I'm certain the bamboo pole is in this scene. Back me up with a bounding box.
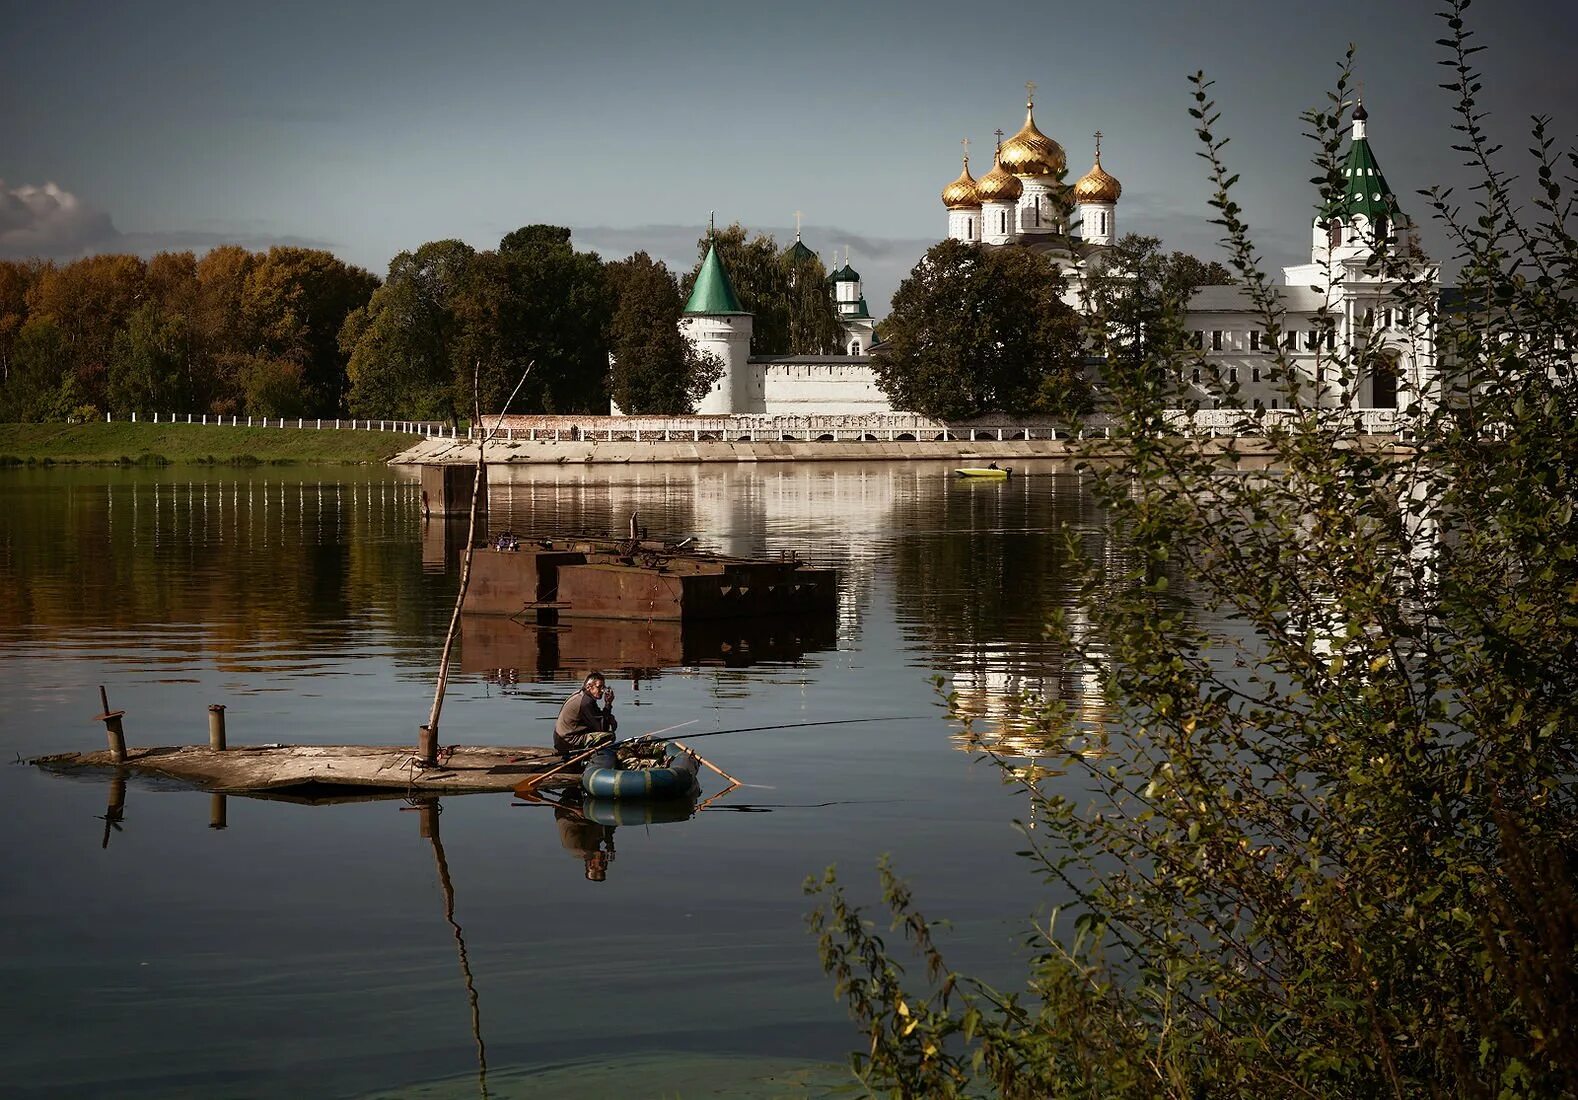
[421,362,532,767]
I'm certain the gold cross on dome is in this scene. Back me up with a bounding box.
[994,127,1004,151]
[960,136,970,163]
[794,210,803,238]
[1094,130,1103,158]
[1025,79,1037,105]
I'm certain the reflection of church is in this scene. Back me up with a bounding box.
[677,85,1440,418]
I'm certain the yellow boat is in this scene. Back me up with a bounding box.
[955,466,1012,479]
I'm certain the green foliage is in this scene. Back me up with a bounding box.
[810,8,1578,1096]
[0,318,75,422]
[240,356,308,418]
[873,239,1087,419]
[0,421,419,466]
[681,224,842,355]
[343,240,475,421]
[605,251,722,414]
[450,227,612,416]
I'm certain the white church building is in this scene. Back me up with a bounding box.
[680,91,1439,418]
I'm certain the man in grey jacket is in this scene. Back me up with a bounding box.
[553,671,618,757]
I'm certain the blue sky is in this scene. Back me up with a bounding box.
[1,0,1572,311]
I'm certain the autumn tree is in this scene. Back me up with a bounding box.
[240,247,378,414]
[604,251,721,414]
[873,239,1087,419]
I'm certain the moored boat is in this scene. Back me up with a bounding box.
[581,741,701,799]
[955,466,1011,479]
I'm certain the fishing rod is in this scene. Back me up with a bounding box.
[624,715,932,745]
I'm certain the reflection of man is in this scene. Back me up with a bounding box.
[555,801,615,882]
[553,671,618,757]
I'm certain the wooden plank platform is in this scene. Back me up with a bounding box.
[31,744,564,797]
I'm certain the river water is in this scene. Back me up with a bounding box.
[0,461,1112,1098]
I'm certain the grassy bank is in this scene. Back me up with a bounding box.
[0,422,423,466]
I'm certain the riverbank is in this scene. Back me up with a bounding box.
[0,422,421,465]
[390,434,1332,466]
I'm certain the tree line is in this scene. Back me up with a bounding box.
[0,223,844,424]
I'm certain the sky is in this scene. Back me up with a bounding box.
[2,0,1573,313]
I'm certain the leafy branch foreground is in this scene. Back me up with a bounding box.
[809,6,1578,1097]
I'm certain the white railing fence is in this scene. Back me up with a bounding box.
[104,412,457,438]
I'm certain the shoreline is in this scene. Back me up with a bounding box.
[0,422,420,466]
[391,434,1411,466]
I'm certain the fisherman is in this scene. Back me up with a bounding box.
[553,671,618,758]
[988,461,1000,470]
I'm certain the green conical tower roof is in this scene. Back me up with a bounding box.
[786,238,817,263]
[1332,104,1399,224]
[684,242,747,315]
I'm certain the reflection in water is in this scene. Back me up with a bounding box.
[416,800,489,1099]
[460,614,838,686]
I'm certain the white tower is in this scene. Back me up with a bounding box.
[1072,132,1121,246]
[828,249,876,355]
[682,237,757,414]
[942,138,982,242]
[998,84,1066,239]
[977,131,1022,245]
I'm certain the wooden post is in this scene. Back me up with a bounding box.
[95,685,127,762]
[419,724,438,769]
[208,704,227,751]
[209,793,228,830]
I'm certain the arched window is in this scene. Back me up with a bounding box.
[1328,221,1343,249]
[1374,214,1389,242]
[966,218,973,240]
[1099,211,1107,235]
[1000,211,1007,234]
[850,341,862,356]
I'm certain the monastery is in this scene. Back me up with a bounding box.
[675,87,1438,418]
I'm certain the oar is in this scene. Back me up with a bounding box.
[513,719,697,796]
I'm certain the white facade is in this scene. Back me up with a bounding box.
[1077,201,1116,247]
[947,207,980,242]
[981,200,1017,245]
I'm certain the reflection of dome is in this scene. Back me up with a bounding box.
[999,99,1066,179]
[1073,150,1121,205]
[975,149,1023,203]
[941,157,981,209]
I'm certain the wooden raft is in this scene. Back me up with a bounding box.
[32,743,564,797]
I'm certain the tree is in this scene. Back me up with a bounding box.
[605,251,721,414]
[342,239,475,421]
[452,227,611,415]
[108,303,193,414]
[0,318,74,422]
[810,10,1578,1097]
[872,239,1086,419]
[681,224,841,356]
[241,247,378,414]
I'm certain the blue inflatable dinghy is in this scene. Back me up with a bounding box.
[581,742,701,800]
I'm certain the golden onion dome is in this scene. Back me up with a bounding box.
[941,155,981,209]
[975,148,1023,203]
[999,97,1066,179]
[1072,141,1122,204]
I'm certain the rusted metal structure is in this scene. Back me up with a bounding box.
[465,537,838,623]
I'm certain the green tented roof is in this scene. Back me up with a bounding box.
[684,243,747,315]
[786,240,817,263]
[1330,131,1399,225]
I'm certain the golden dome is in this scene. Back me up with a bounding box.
[999,98,1066,179]
[941,155,981,209]
[975,147,1023,203]
[1073,143,1122,205]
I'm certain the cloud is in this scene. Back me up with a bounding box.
[0,181,116,257]
[0,180,336,261]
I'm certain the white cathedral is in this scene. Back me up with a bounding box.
[677,88,1438,418]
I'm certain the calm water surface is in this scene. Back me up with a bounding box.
[0,462,1112,1098]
